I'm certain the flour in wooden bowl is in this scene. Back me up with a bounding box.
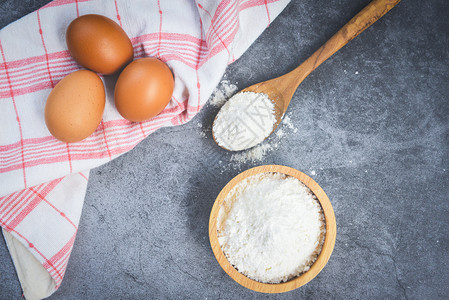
[217,172,325,284]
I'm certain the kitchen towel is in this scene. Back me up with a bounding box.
[0,0,290,298]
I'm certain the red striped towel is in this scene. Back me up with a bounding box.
[0,0,290,295]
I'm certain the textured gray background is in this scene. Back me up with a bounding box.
[1,0,448,299]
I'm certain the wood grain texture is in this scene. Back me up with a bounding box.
[239,0,401,139]
[209,165,337,293]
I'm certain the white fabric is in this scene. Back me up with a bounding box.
[0,0,291,297]
[4,230,56,300]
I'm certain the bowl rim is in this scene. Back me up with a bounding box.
[208,164,337,293]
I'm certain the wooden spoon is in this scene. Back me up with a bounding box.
[212,0,401,151]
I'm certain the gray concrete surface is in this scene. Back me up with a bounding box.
[1,0,448,299]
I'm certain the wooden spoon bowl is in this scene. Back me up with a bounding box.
[209,165,337,293]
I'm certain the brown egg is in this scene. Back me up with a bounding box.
[45,70,105,143]
[66,14,133,75]
[114,58,174,122]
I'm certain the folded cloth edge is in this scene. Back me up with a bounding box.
[3,229,57,300]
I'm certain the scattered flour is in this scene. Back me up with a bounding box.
[230,143,274,164]
[209,80,238,107]
[283,114,295,130]
[198,130,207,138]
[275,128,285,138]
[213,92,276,151]
[217,172,325,283]
[229,112,297,164]
[197,122,208,138]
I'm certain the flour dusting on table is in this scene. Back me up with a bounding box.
[209,80,238,107]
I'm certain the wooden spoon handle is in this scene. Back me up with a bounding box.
[286,0,401,89]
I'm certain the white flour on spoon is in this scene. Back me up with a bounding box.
[213,92,276,151]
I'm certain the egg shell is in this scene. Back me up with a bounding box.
[66,14,134,75]
[45,70,105,143]
[114,57,174,122]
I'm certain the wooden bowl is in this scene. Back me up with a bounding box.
[209,165,336,293]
